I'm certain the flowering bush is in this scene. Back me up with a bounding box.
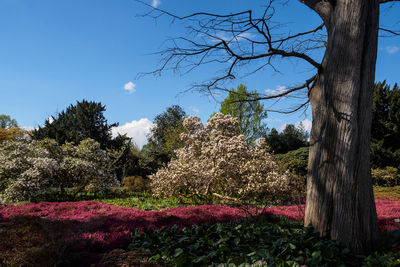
[0,139,119,203]
[150,113,302,203]
[59,138,119,193]
[0,141,59,202]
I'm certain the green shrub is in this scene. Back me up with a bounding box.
[372,167,400,187]
[122,176,148,192]
[275,147,309,178]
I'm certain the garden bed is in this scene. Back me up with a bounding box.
[1,198,400,266]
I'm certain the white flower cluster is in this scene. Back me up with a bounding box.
[0,141,58,202]
[150,113,301,202]
[0,138,119,203]
[58,139,119,193]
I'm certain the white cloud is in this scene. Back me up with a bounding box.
[151,0,161,8]
[48,117,54,124]
[279,123,287,132]
[124,81,136,94]
[296,119,312,132]
[386,45,399,54]
[189,106,200,114]
[265,85,287,96]
[21,126,35,131]
[278,119,312,133]
[112,118,153,149]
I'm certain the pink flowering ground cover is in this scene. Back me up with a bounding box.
[267,198,400,231]
[0,201,251,266]
[0,199,399,266]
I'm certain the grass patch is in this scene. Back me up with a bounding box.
[374,186,400,200]
[95,194,185,210]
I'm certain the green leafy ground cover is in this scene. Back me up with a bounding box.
[130,216,400,267]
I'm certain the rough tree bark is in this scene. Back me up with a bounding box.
[303,0,380,254]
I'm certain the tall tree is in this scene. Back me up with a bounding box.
[0,115,18,129]
[148,105,186,150]
[141,105,187,174]
[371,81,400,169]
[32,100,118,149]
[266,124,308,154]
[140,0,400,253]
[0,115,25,144]
[219,84,268,144]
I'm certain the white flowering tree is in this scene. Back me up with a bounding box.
[61,138,119,195]
[0,141,59,202]
[38,138,119,196]
[0,138,119,203]
[150,113,301,203]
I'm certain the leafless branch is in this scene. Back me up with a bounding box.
[379,27,400,36]
[265,100,310,114]
[138,0,323,94]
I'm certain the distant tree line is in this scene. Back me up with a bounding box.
[2,80,398,184]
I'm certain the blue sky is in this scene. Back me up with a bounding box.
[1,0,399,148]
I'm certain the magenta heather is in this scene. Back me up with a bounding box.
[0,199,399,254]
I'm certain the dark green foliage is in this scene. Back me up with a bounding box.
[266,124,308,154]
[371,81,400,169]
[141,105,187,174]
[219,84,268,144]
[130,215,399,267]
[110,143,145,180]
[32,100,118,149]
[148,105,186,151]
[275,147,309,178]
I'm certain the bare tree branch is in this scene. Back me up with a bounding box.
[379,27,400,36]
[265,100,310,114]
[138,1,323,89]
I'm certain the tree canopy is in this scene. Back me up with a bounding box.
[371,81,400,169]
[0,115,25,144]
[32,100,118,149]
[0,115,18,129]
[266,124,308,154]
[218,84,268,144]
[141,105,187,175]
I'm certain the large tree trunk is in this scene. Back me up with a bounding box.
[305,0,380,254]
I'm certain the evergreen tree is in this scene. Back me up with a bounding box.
[141,105,187,174]
[371,81,400,169]
[266,124,308,154]
[32,100,118,149]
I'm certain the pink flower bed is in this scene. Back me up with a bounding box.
[0,199,399,261]
[266,199,400,231]
[0,201,249,253]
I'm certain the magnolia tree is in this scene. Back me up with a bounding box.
[150,113,302,203]
[0,138,119,203]
[0,141,58,202]
[38,138,119,195]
